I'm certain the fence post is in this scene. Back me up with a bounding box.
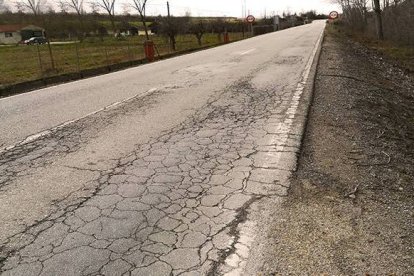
[154,43,161,59]
[104,46,110,66]
[75,43,81,73]
[46,40,56,72]
[127,43,133,61]
[36,44,43,75]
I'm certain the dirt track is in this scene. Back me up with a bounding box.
[259,26,414,274]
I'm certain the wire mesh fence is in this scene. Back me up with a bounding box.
[0,32,247,88]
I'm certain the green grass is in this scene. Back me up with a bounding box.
[326,23,414,72]
[368,43,413,72]
[0,33,246,87]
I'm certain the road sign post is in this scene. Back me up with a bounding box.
[328,11,339,23]
[246,15,255,36]
[273,15,280,31]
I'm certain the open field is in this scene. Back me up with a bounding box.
[0,33,246,87]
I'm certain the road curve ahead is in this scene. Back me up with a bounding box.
[0,21,324,275]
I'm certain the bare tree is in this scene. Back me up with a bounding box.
[0,0,8,12]
[189,20,206,46]
[334,0,370,30]
[372,0,384,39]
[211,18,227,42]
[89,1,100,14]
[96,0,116,32]
[60,0,85,39]
[131,0,150,40]
[15,0,56,70]
[157,15,189,51]
[58,0,68,13]
[354,0,369,25]
[18,0,42,15]
[334,0,412,45]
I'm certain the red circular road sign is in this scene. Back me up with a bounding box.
[329,11,339,19]
[246,15,255,23]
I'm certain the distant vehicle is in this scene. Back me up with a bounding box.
[24,37,48,45]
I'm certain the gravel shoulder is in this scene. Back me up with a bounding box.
[259,26,414,274]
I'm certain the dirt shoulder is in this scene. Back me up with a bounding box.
[259,26,414,274]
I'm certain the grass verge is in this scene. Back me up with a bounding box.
[0,33,246,88]
[326,23,413,73]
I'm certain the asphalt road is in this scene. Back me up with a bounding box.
[0,21,324,275]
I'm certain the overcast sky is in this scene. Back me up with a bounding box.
[2,0,341,17]
[133,0,341,17]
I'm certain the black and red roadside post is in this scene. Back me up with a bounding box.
[224,32,230,43]
[144,40,155,62]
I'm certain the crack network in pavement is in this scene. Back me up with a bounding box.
[0,63,309,275]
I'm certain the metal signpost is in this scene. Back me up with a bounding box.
[273,15,280,31]
[246,15,255,36]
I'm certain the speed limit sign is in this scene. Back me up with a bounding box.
[329,11,339,19]
[246,15,255,23]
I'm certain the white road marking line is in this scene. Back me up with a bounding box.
[223,27,325,275]
[268,27,324,169]
[0,87,159,154]
[239,49,256,55]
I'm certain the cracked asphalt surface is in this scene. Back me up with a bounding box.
[0,21,324,275]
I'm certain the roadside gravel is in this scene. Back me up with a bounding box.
[259,27,414,274]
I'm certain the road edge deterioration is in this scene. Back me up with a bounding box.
[240,26,325,274]
[0,26,325,161]
[259,26,414,274]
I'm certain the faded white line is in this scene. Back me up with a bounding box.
[259,26,324,171]
[239,49,256,56]
[0,87,159,154]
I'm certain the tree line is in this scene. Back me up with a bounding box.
[0,11,252,49]
[334,0,413,46]
[0,0,329,49]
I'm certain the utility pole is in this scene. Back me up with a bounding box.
[167,1,171,51]
[373,0,384,40]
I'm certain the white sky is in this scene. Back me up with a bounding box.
[2,0,341,17]
[136,0,341,17]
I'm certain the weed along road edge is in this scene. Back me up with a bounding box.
[0,21,325,275]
